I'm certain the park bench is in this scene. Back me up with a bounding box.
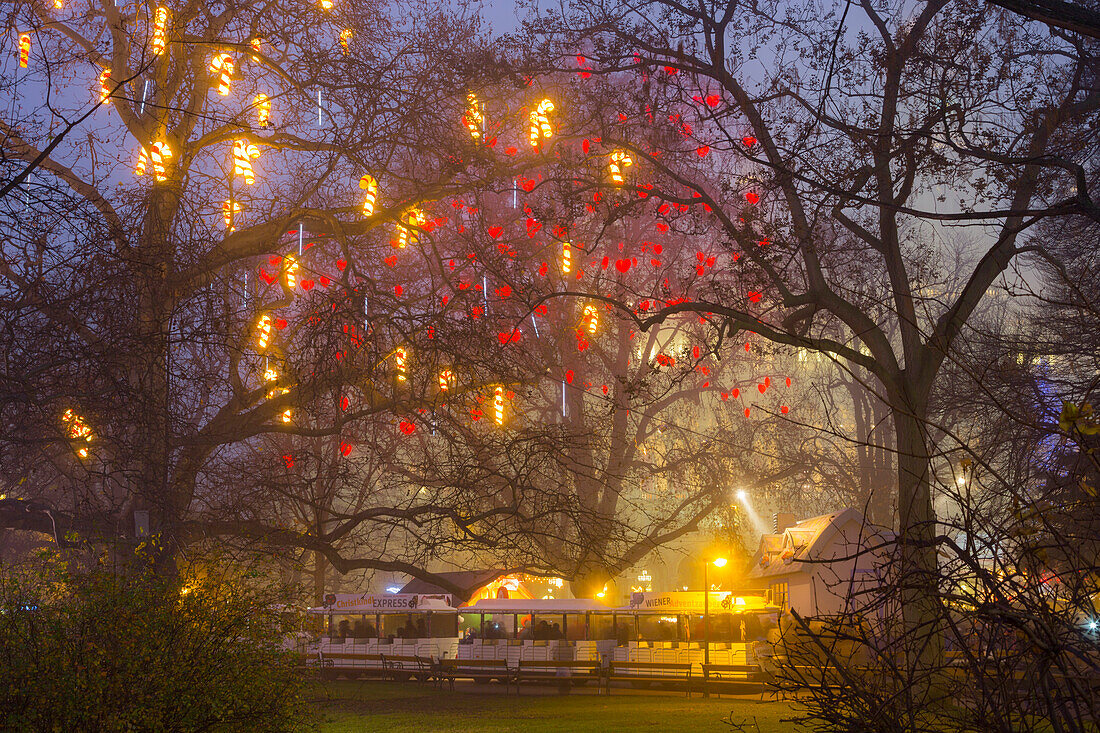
[604,661,692,696]
[515,660,602,692]
[700,663,763,697]
[379,653,433,683]
[316,651,387,679]
[438,658,515,692]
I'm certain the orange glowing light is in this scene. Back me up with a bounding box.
[151,7,168,56]
[439,369,453,392]
[528,98,554,147]
[18,33,30,68]
[99,69,111,104]
[397,209,425,249]
[283,255,299,289]
[493,385,505,426]
[233,140,260,184]
[222,199,240,230]
[209,53,234,96]
[359,174,377,216]
[320,0,333,9]
[395,347,407,382]
[256,314,273,349]
[609,150,632,185]
[150,141,172,182]
[582,303,598,333]
[254,93,270,126]
[464,93,483,140]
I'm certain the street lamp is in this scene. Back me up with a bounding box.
[703,557,727,666]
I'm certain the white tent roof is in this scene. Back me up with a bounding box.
[463,598,611,614]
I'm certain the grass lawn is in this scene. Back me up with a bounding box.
[309,680,802,732]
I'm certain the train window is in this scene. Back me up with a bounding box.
[429,612,458,638]
[589,613,615,640]
[638,615,679,641]
[564,613,587,640]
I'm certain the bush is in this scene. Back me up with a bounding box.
[0,559,311,732]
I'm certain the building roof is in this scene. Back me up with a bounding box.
[399,569,510,602]
[748,507,892,579]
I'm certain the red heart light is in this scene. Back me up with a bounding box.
[742,136,757,147]
[340,442,352,456]
[615,259,631,273]
[259,268,276,284]
[399,421,415,435]
[394,284,403,296]
[301,279,314,290]
[786,377,792,387]
[696,145,709,157]
[282,454,294,469]
[488,226,503,238]
[336,259,347,271]
[274,318,287,330]
[758,383,766,394]
[706,94,721,107]
[745,192,760,204]
[781,406,789,414]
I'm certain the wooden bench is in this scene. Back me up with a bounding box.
[604,661,692,696]
[515,660,602,692]
[439,658,515,692]
[701,664,762,697]
[316,652,387,679]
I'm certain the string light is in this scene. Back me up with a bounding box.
[562,241,572,274]
[359,175,377,216]
[151,7,168,56]
[464,93,483,140]
[222,199,240,230]
[493,386,504,426]
[283,255,299,289]
[254,93,270,126]
[209,53,234,96]
[529,98,554,147]
[256,314,273,349]
[609,150,633,185]
[397,209,424,248]
[395,347,407,381]
[583,303,599,333]
[233,140,260,184]
[18,33,30,68]
[99,69,111,104]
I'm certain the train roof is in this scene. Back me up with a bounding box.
[462,598,611,613]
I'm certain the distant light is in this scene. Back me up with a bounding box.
[1088,620,1098,631]
[712,557,728,568]
[386,586,400,594]
[957,476,967,486]
[736,489,747,501]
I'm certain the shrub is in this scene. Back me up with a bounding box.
[0,560,310,732]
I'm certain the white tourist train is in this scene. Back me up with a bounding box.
[308,590,781,686]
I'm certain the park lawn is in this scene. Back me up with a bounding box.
[309,680,801,733]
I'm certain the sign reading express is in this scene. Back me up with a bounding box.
[324,593,452,611]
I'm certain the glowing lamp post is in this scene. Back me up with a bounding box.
[703,556,727,666]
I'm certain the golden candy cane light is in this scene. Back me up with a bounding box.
[249,38,262,62]
[222,200,240,230]
[396,209,424,249]
[395,347,407,381]
[233,140,260,184]
[561,241,572,274]
[609,150,633,185]
[150,141,171,181]
[583,303,599,333]
[464,93,483,140]
[528,98,554,147]
[359,174,377,216]
[99,69,111,104]
[340,29,352,52]
[320,0,333,9]
[135,146,148,176]
[18,34,30,68]
[209,53,234,96]
[256,314,273,349]
[283,255,299,289]
[151,7,168,56]
[254,93,270,126]
[493,386,504,426]
[439,369,453,392]
[263,368,291,423]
